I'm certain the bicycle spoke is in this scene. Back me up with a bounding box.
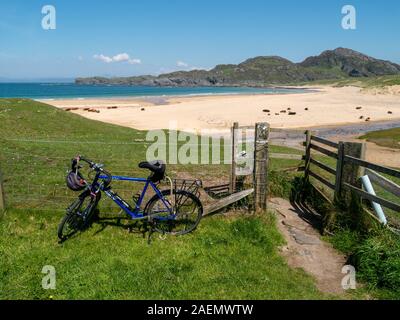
[146,190,202,235]
[58,193,100,241]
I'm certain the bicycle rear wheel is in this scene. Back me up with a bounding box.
[145,189,203,235]
[58,191,100,241]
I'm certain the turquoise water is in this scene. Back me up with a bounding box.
[0,83,306,99]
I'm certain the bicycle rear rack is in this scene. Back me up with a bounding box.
[173,179,202,198]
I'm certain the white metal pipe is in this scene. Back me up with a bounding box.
[361,175,387,225]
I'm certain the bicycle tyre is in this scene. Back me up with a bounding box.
[144,189,203,235]
[58,191,100,241]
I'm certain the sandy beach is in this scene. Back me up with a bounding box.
[43,86,400,133]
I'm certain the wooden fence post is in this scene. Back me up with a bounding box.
[334,141,345,201]
[0,169,5,211]
[229,122,239,194]
[304,130,312,181]
[253,122,270,212]
[339,142,366,207]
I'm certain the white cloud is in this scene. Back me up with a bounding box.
[78,56,84,61]
[112,53,130,62]
[128,58,141,65]
[93,54,113,63]
[177,60,189,68]
[93,53,141,65]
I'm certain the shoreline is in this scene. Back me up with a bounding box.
[35,88,315,103]
[37,86,323,109]
[36,87,319,109]
[0,82,311,101]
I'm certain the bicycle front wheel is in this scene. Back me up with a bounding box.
[58,191,100,241]
[145,189,203,236]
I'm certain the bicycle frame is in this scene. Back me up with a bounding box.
[93,174,174,220]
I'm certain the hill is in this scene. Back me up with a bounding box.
[301,48,400,77]
[76,48,400,87]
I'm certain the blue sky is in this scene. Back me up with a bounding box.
[0,0,399,80]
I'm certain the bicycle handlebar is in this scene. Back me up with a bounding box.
[74,155,112,187]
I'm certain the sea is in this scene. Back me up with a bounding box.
[0,82,307,99]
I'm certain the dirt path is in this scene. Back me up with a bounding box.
[269,198,347,295]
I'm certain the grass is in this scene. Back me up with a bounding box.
[327,229,400,300]
[0,209,327,300]
[360,128,400,149]
[348,74,400,88]
[296,74,400,88]
[0,98,326,300]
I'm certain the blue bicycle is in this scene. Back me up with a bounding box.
[58,156,203,241]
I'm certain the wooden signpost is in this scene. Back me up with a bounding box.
[229,122,239,194]
[253,122,270,212]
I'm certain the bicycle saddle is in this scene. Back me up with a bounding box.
[138,160,166,182]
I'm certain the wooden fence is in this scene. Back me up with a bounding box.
[304,130,400,221]
[0,122,305,215]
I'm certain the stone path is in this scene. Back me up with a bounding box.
[269,197,347,295]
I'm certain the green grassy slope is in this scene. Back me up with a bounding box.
[0,210,327,300]
[299,74,400,88]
